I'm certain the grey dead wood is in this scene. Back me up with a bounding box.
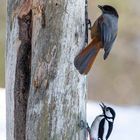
[6,0,87,140]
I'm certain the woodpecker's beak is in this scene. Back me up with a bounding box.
[98,5,104,11]
[99,102,106,111]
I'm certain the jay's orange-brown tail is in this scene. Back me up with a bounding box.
[74,38,101,75]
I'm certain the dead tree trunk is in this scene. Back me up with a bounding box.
[6,0,87,140]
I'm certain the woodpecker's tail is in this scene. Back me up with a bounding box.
[74,38,100,75]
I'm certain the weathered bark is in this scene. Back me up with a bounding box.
[6,0,87,140]
[6,1,32,140]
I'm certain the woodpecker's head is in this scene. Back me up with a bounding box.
[98,5,119,18]
[100,102,116,120]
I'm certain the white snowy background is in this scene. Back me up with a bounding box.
[1,88,140,140]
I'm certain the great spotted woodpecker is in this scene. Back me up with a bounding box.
[80,103,116,140]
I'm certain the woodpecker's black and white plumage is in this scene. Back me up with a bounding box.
[87,103,116,140]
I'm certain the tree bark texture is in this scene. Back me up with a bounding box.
[6,0,87,140]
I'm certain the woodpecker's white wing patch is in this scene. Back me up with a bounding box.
[102,120,109,139]
[90,115,104,139]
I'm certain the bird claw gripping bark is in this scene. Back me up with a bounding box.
[85,122,91,134]
[87,19,92,30]
[78,120,86,129]
[79,120,91,140]
[79,120,91,133]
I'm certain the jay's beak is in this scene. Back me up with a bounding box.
[98,5,104,12]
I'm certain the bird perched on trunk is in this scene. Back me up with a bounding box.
[79,103,116,140]
[74,5,119,75]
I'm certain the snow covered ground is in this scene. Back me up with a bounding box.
[87,101,140,140]
[0,88,6,140]
[1,88,140,140]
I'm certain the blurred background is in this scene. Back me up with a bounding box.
[0,0,5,87]
[1,0,140,105]
[88,0,140,105]
[0,0,140,140]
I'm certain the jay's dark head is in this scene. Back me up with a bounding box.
[98,5,119,18]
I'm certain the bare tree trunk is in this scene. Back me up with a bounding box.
[6,0,87,140]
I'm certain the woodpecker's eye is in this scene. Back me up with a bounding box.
[106,108,109,111]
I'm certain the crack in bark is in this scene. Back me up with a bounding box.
[18,0,32,19]
[14,9,32,140]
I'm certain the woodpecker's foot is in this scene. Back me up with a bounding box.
[85,122,91,133]
[78,120,86,129]
[87,19,92,30]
